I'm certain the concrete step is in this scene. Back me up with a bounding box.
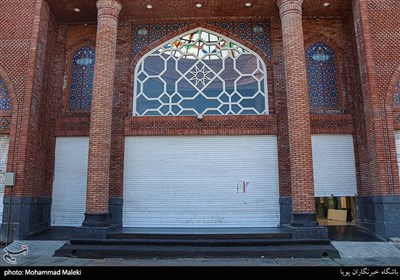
[106,232,292,240]
[54,243,340,259]
[69,237,330,246]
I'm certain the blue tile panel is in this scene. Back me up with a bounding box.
[67,46,95,112]
[306,42,341,113]
[0,78,12,111]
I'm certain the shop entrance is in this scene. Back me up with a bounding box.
[315,196,356,225]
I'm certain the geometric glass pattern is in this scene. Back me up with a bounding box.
[394,80,400,107]
[306,42,341,113]
[132,20,271,59]
[67,46,95,112]
[0,77,12,111]
[134,28,268,116]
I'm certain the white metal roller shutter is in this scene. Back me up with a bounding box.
[0,136,10,221]
[123,135,280,228]
[51,137,88,226]
[395,131,400,176]
[312,134,357,197]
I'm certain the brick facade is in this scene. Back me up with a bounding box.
[85,0,122,222]
[352,0,400,196]
[277,0,315,218]
[0,0,399,240]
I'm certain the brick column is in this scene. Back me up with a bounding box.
[83,0,122,227]
[277,0,317,227]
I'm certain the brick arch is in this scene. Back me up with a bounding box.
[304,36,344,113]
[64,39,96,113]
[66,38,96,58]
[304,34,344,55]
[388,64,400,109]
[128,22,273,115]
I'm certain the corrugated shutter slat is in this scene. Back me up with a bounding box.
[312,134,357,197]
[123,136,280,228]
[51,137,88,226]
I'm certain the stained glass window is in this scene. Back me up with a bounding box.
[67,46,95,112]
[306,42,341,113]
[394,80,400,107]
[134,28,268,116]
[0,78,12,111]
[131,20,271,59]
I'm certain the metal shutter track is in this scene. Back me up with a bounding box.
[0,136,9,221]
[395,131,400,177]
[123,135,280,228]
[51,137,88,226]
[312,134,357,197]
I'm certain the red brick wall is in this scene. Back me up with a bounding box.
[55,15,358,202]
[270,17,291,197]
[22,1,52,197]
[110,21,131,198]
[86,0,122,214]
[0,0,56,197]
[367,0,400,195]
[43,23,67,194]
[16,0,398,204]
[277,0,315,213]
[303,18,348,113]
[0,0,35,196]
[340,10,363,193]
[352,0,400,196]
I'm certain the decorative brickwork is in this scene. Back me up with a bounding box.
[125,115,276,136]
[277,0,315,214]
[353,0,400,196]
[85,0,122,216]
[1,0,400,240]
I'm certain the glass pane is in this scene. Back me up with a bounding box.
[68,46,95,112]
[134,28,268,116]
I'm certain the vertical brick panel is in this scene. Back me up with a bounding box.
[352,0,400,196]
[270,18,291,197]
[44,23,67,196]
[341,11,363,195]
[5,0,51,197]
[86,0,122,214]
[277,0,315,213]
[110,20,130,198]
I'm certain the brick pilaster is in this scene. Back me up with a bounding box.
[277,0,316,226]
[352,0,400,196]
[84,0,122,226]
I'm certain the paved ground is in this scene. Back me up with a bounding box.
[1,240,400,267]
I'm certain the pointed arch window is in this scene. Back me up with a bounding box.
[0,77,12,111]
[306,42,341,113]
[394,80,400,107]
[67,46,95,112]
[134,28,268,116]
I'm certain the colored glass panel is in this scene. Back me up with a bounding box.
[306,42,341,113]
[132,20,271,59]
[0,78,12,111]
[134,29,268,116]
[67,46,95,112]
